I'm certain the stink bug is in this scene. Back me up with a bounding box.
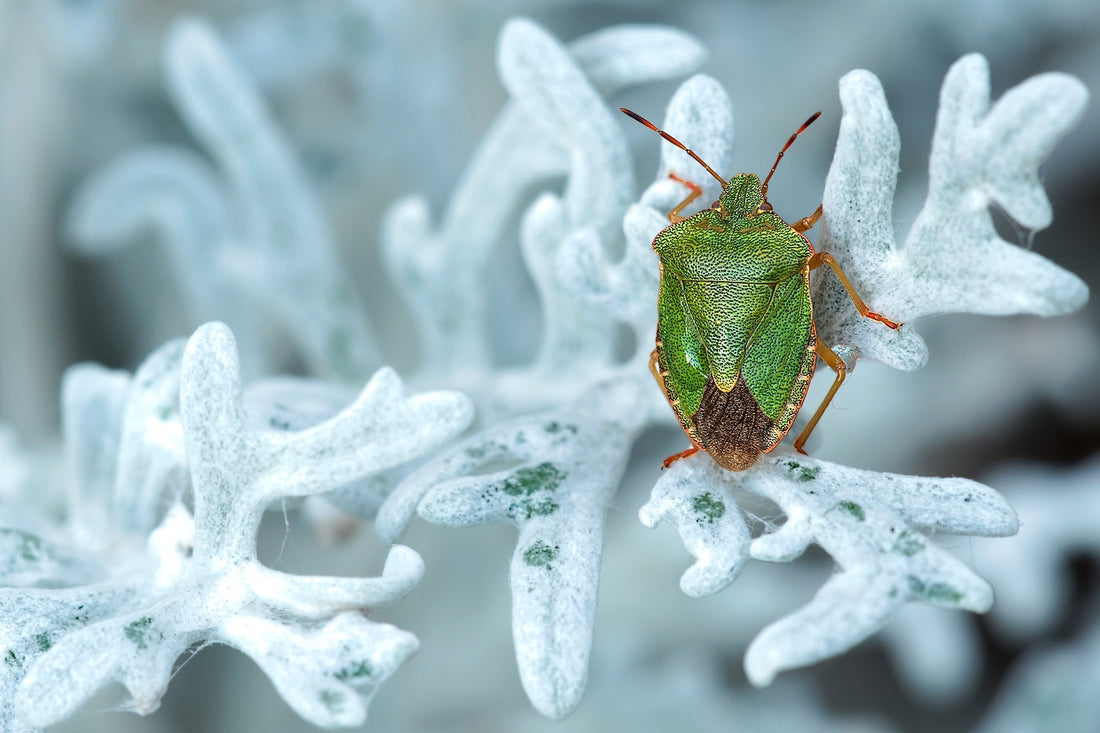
[621,107,901,471]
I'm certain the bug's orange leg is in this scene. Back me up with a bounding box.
[663,445,701,468]
[667,172,703,224]
[793,340,848,454]
[792,204,823,233]
[808,252,902,329]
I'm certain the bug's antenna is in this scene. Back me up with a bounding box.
[620,107,726,188]
[760,111,821,200]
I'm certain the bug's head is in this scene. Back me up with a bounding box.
[718,173,766,218]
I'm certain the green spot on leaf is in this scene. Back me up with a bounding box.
[782,460,820,482]
[5,650,21,669]
[334,660,373,681]
[907,576,964,604]
[497,463,566,520]
[523,497,560,518]
[893,530,925,556]
[925,583,964,604]
[834,501,864,521]
[691,492,725,524]
[503,463,565,496]
[124,616,156,650]
[35,633,51,652]
[319,689,345,713]
[523,540,559,569]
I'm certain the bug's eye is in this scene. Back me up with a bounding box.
[758,201,773,212]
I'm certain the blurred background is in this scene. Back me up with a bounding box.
[1,0,1098,731]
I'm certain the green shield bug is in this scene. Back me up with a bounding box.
[621,107,901,471]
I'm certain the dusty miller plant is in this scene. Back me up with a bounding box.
[1,12,1088,732]
[376,17,1088,718]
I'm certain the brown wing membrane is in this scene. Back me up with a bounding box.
[692,376,775,471]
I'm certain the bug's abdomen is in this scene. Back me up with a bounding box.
[692,376,774,471]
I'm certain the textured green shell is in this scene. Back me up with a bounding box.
[654,174,814,428]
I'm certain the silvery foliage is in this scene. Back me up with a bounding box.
[53,13,706,727]
[67,19,379,381]
[812,54,1089,370]
[379,20,1087,720]
[376,18,704,718]
[0,322,474,731]
[46,9,1090,728]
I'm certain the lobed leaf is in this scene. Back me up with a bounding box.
[69,19,379,380]
[641,450,1017,687]
[3,321,471,729]
[814,55,1089,370]
[220,612,419,728]
[382,20,704,380]
[379,379,647,718]
[638,458,750,598]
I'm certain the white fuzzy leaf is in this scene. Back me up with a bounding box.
[638,457,750,598]
[60,363,130,542]
[379,379,646,719]
[382,20,703,379]
[70,19,379,380]
[112,339,188,534]
[814,55,1089,370]
[5,321,470,729]
[641,449,1016,688]
[220,612,417,728]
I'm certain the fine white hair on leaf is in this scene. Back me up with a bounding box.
[112,339,188,534]
[640,450,1017,688]
[813,54,1089,371]
[4,321,474,730]
[25,7,1091,727]
[378,378,648,719]
[637,457,751,598]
